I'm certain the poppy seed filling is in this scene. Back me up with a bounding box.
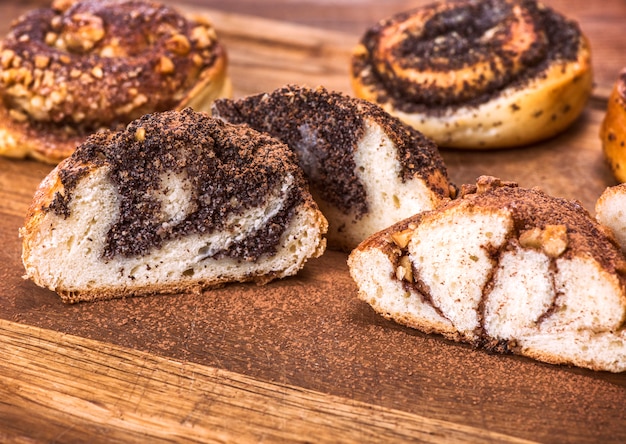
[353,0,584,112]
[212,85,449,218]
[46,108,305,261]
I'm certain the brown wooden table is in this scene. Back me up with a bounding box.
[0,1,625,442]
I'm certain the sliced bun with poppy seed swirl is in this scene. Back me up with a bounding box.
[0,0,231,164]
[348,176,626,372]
[20,108,327,303]
[350,0,593,149]
[212,84,456,252]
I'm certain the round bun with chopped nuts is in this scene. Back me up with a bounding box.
[349,176,626,372]
[0,0,231,163]
[350,0,593,149]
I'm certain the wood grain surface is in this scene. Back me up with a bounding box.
[0,319,538,443]
[0,1,625,442]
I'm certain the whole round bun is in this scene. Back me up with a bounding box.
[21,108,327,303]
[350,0,593,149]
[600,69,626,183]
[213,84,456,251]
[0,0,231,164]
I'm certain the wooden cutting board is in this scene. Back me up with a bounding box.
[0,6,624,443]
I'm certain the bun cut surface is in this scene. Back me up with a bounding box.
[213,84,456,251]
[349,176,626,372]
[21,108,327,303]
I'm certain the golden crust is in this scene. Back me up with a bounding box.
[0,0,231,164]
[350,0,593,149]
[600,71,626,183]
[0,105,84,162]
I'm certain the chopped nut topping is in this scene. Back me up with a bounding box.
[191,25,215,49]
[50,16,63,30]
[63,12,105,52]
[477,176,502,194]
[44,32,58,46]
[206,27,217,40]
[1,49,14,69]
[116,93,148,115]
[396,255,414,282]
[34,55,50,69]
[135,127,146,141]
[11,54,22,69]
[19,67,33,86]
[8,108,27,122]
[520,228,543,249]
[192,53,204,67]
[192,15,213,27]
[541,225,568,257]
[29,95,44,111]
[461,176,519,198]
[31,69,42,89]
[166,34,191,56]
[391,228,413,249]
[91,66,103,79]
[157,55,175,74]
[519,224,568,258]
[1,70,14,84]
[51,0,74,13]
[49,90,64,105]
[99,45,117,58]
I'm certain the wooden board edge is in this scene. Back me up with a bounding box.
[0,318,536,443]
[180,5,357,50]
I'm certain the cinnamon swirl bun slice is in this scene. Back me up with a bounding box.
[348,176,626,372]
[0,0,231,164]
[351,0,593,149]
[212,84,456,252]
[20,108,327,303]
